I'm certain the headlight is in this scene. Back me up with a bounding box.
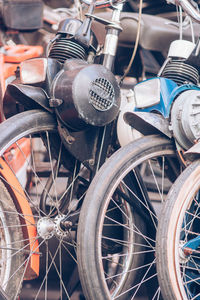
[134,78,160,108]
[20,58,47,84]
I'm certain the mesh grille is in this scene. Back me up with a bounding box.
[89,78,115,111]
[162,60,199,85]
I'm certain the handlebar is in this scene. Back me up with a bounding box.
[81,0,111,7]
[168,0,200,23]
[81,0,124,8]
[82,0,200,22]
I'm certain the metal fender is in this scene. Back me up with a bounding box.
[0,157,39,280]
[117,99,142,147]
[124,111,172,138]
[3,83,52,119]
[185,142,200,161]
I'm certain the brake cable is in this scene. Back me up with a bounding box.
[120,0,143,84]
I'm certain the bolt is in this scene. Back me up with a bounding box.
[66,136,75,144]
[60,220,73,231]
[89,159,94,166]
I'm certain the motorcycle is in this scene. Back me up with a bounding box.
[150,2,200,300]
[75,0,200,299]
[0,2,43,299]
[0,0,198,299]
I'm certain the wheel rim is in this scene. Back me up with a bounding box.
[169,166,200,299]
[0,207,12,287]
[0,126,89,299]
[96,149,181,299]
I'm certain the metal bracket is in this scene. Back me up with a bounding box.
[49,98,63,108]
[85,13,122,30]
[57,121,75,145]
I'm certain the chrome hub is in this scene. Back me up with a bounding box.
[37,217,55,240]
[54,215,72,238]
[179,241,190,264]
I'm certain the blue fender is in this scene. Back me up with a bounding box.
[126,77,200,137]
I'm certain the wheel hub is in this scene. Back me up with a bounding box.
[179,241,190,263]
[54,215,72,238]
[37,215,73,240]
[37,217,55,240]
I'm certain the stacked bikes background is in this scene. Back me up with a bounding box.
[0,0,199,299]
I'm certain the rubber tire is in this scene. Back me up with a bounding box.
[0,109,57,299]
[156,160,200,300]
[0,179,24,300]
[0,110,57,151]
[77,135,178,300]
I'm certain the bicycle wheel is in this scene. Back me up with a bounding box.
[0,109,89,299]
[77,135,182,300]
[156,159,200,300]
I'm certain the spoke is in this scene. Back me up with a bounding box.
[3,237,45,297]
[190,252,200,258]
[192,291,200,299]
[56,164,86,218]
[20,136,53,217]
[106,203,126,214]
[14,237,45,300]
[161,157,165,200]
[181,263,200,272]
[48,248,70,299]
[46,131,62,215]
[29,137,42,218]
[104,214,155,246]
[121,178,158,226]
[181,229,200,237]
[69,160,78,205]
[182,261,192,298]
[152,287,161,300]
[65,189,86,219]
[3,135,61,218]
[130,258,157,300]
[103,248,154,261]
[102,240,153,258]
[0,168,43,220]
[62,238,78,249]
[0,209,40,219]
[45,242,48,300]
[112,258,157,299]
[0,117,84,300]
[34,239,63,299]
[0,223,36,229]
[0,176,37,226]
[0,236,39,247]
[60,238,62,300]
[96,125,106,172]
[184,203,200,238]
[102,234,131,247]
[132,167,158,229]
[61,241,77,264]
[0,235,41,264]
[185,210,200,222]
[105,258,156,282]
[182,272,200,286]
[104,270,118,288]
[148,159,164,203]
[189,257,200,273]
[110,196,131,223]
